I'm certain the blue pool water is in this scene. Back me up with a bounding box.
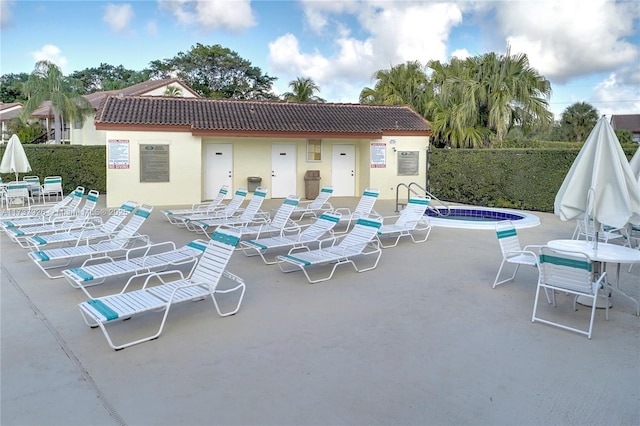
[425,206,541,229]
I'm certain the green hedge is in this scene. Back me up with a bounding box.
[427,147,638,212]
[0,145,106,194]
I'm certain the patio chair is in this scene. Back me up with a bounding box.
[77,227,246,350]
[376,196,432,248]
[291,186,333,221]
[232,195,300,240]
[42,176,63,201]
[493,220,543,289]
[63,239,208,298]
[5,190,101,248]
[333,188,380,232]
[240,211,341,264]
[161,185,228,224]
[276,217,383,283]
[3,181,31,209]
[27,204,153,279]
[175,188,248,228]
[185,188,269,236]
[572,217,626,244]
[25,200,138,249]
[0,186,85,228]
[532,246,607,339]
[23,176,43,203]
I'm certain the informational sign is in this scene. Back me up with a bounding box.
[140,144,170,182]
[397,151,419,176]
[108,139,129,169]
[370,143,386,168]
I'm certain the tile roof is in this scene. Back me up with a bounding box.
[95,96,431,138]
[0,103,23,121]
[611,114,640,133]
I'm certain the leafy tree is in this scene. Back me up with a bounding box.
[281,77,325,102]
[4,116,44,144]
[21,61,94,144]
[614,129,633,144]
[146,43,278,100]
[559,102,599,142]
[0,72,29,103]
[67,64,148,94]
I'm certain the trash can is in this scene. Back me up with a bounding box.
[247,176,262,192]
[303,170,321,199]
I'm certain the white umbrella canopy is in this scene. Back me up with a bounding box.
[0,134,32,181]
[629,145,640,182]
[554,116,640,230]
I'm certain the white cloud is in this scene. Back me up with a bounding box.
[0,0,14,29]
[591,70,640,116]
[146,20,158,36]
[103,3,134,33]
[158,0,255,32]
[31,44,68,69]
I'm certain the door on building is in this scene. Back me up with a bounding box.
[331,144,356,196]
[204,143,233,199]
[271,144,297,198]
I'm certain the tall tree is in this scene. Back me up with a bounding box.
[559,102,599,142]
[146,43,278,100]
[281,77,326,102]
[0,72,30,103]
[21,61,93,144]
[68,64,148,94]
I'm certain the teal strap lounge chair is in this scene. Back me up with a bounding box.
[161,185,229,224]
[232,194,300,240]
[376,196,432,248]
[333,188,380,232]
[0,186,85,229]
[77,227,245,350]
[291,186,333,221]
[176,188,248,228]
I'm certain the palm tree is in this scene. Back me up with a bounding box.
[560,102,599,142]
[164,85,183,97]
[21,61,93,144]
[281,77,326,102]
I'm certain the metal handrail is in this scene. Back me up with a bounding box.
[395,182,450,216]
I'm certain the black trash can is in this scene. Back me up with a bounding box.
[247,176,262,192]
[303,170,320,199]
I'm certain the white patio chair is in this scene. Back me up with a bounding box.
[291,186,333,221]
[240,211,341,264]
[532,246,607,339]
[161,185,228,224]
[63,239,208,298]
[23,176,44,203]
[77,227,245,350]
[175,188,248,228]
[333,188,380,232]
[276,217,383,283]
[42,176,63,201]
[4,181,31,209]
[376,196,432,248]
[572,217,626,244]
[493,220,543,289]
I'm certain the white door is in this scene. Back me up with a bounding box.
[204,143,233,199]
[331,144,355,196]
[271,144,297,198]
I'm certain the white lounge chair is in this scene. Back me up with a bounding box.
[25,200,138,249]
[333,188,380,232]
[240,211,341,264]
[532,246,607,339]
[185,188,269,236]
[63,239,209,298]
[0,186,85,228]
[376,196,432,248]
[276,217,383,283]
[161,185,228,224]
[27,204,153,278]
[176,188,248,227]
[77,227,245,350]
[291,186,333,221]
[232,195,300,240]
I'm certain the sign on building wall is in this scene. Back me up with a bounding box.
[140,144,170,182]
[108,139,130,169]
[370,143,386,168]
[397,151,419,176]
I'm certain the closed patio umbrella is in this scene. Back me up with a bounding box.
[629,145,640,182]
[0,134,32,181]
[554,116,640,246]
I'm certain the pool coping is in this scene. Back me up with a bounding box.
[426,205,541,229]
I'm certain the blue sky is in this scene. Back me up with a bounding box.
[1,0,639,119]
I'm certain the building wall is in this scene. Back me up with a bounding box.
[71,115,107,146]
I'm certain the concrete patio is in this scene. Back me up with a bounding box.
[1,198,639,425]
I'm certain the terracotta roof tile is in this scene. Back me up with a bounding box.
[95,96,431,137]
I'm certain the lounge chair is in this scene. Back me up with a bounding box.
[291,186,333,221]
[5,190,101,248]
[25,200,138,249]
[333,188,380,232]
[532,246,607,339]
[27,204,153,278]
[240,211,341,264]
[0,186,85,228]
[276,217,383,283]
[185,188,269,236]
[232,195,300,240]
[77,227,246,350]
[376,196,432,248]
[161,185,228,224]
[175,188,248,227]
[63,239,208,298]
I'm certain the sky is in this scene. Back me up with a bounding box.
[1,0,639,119]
